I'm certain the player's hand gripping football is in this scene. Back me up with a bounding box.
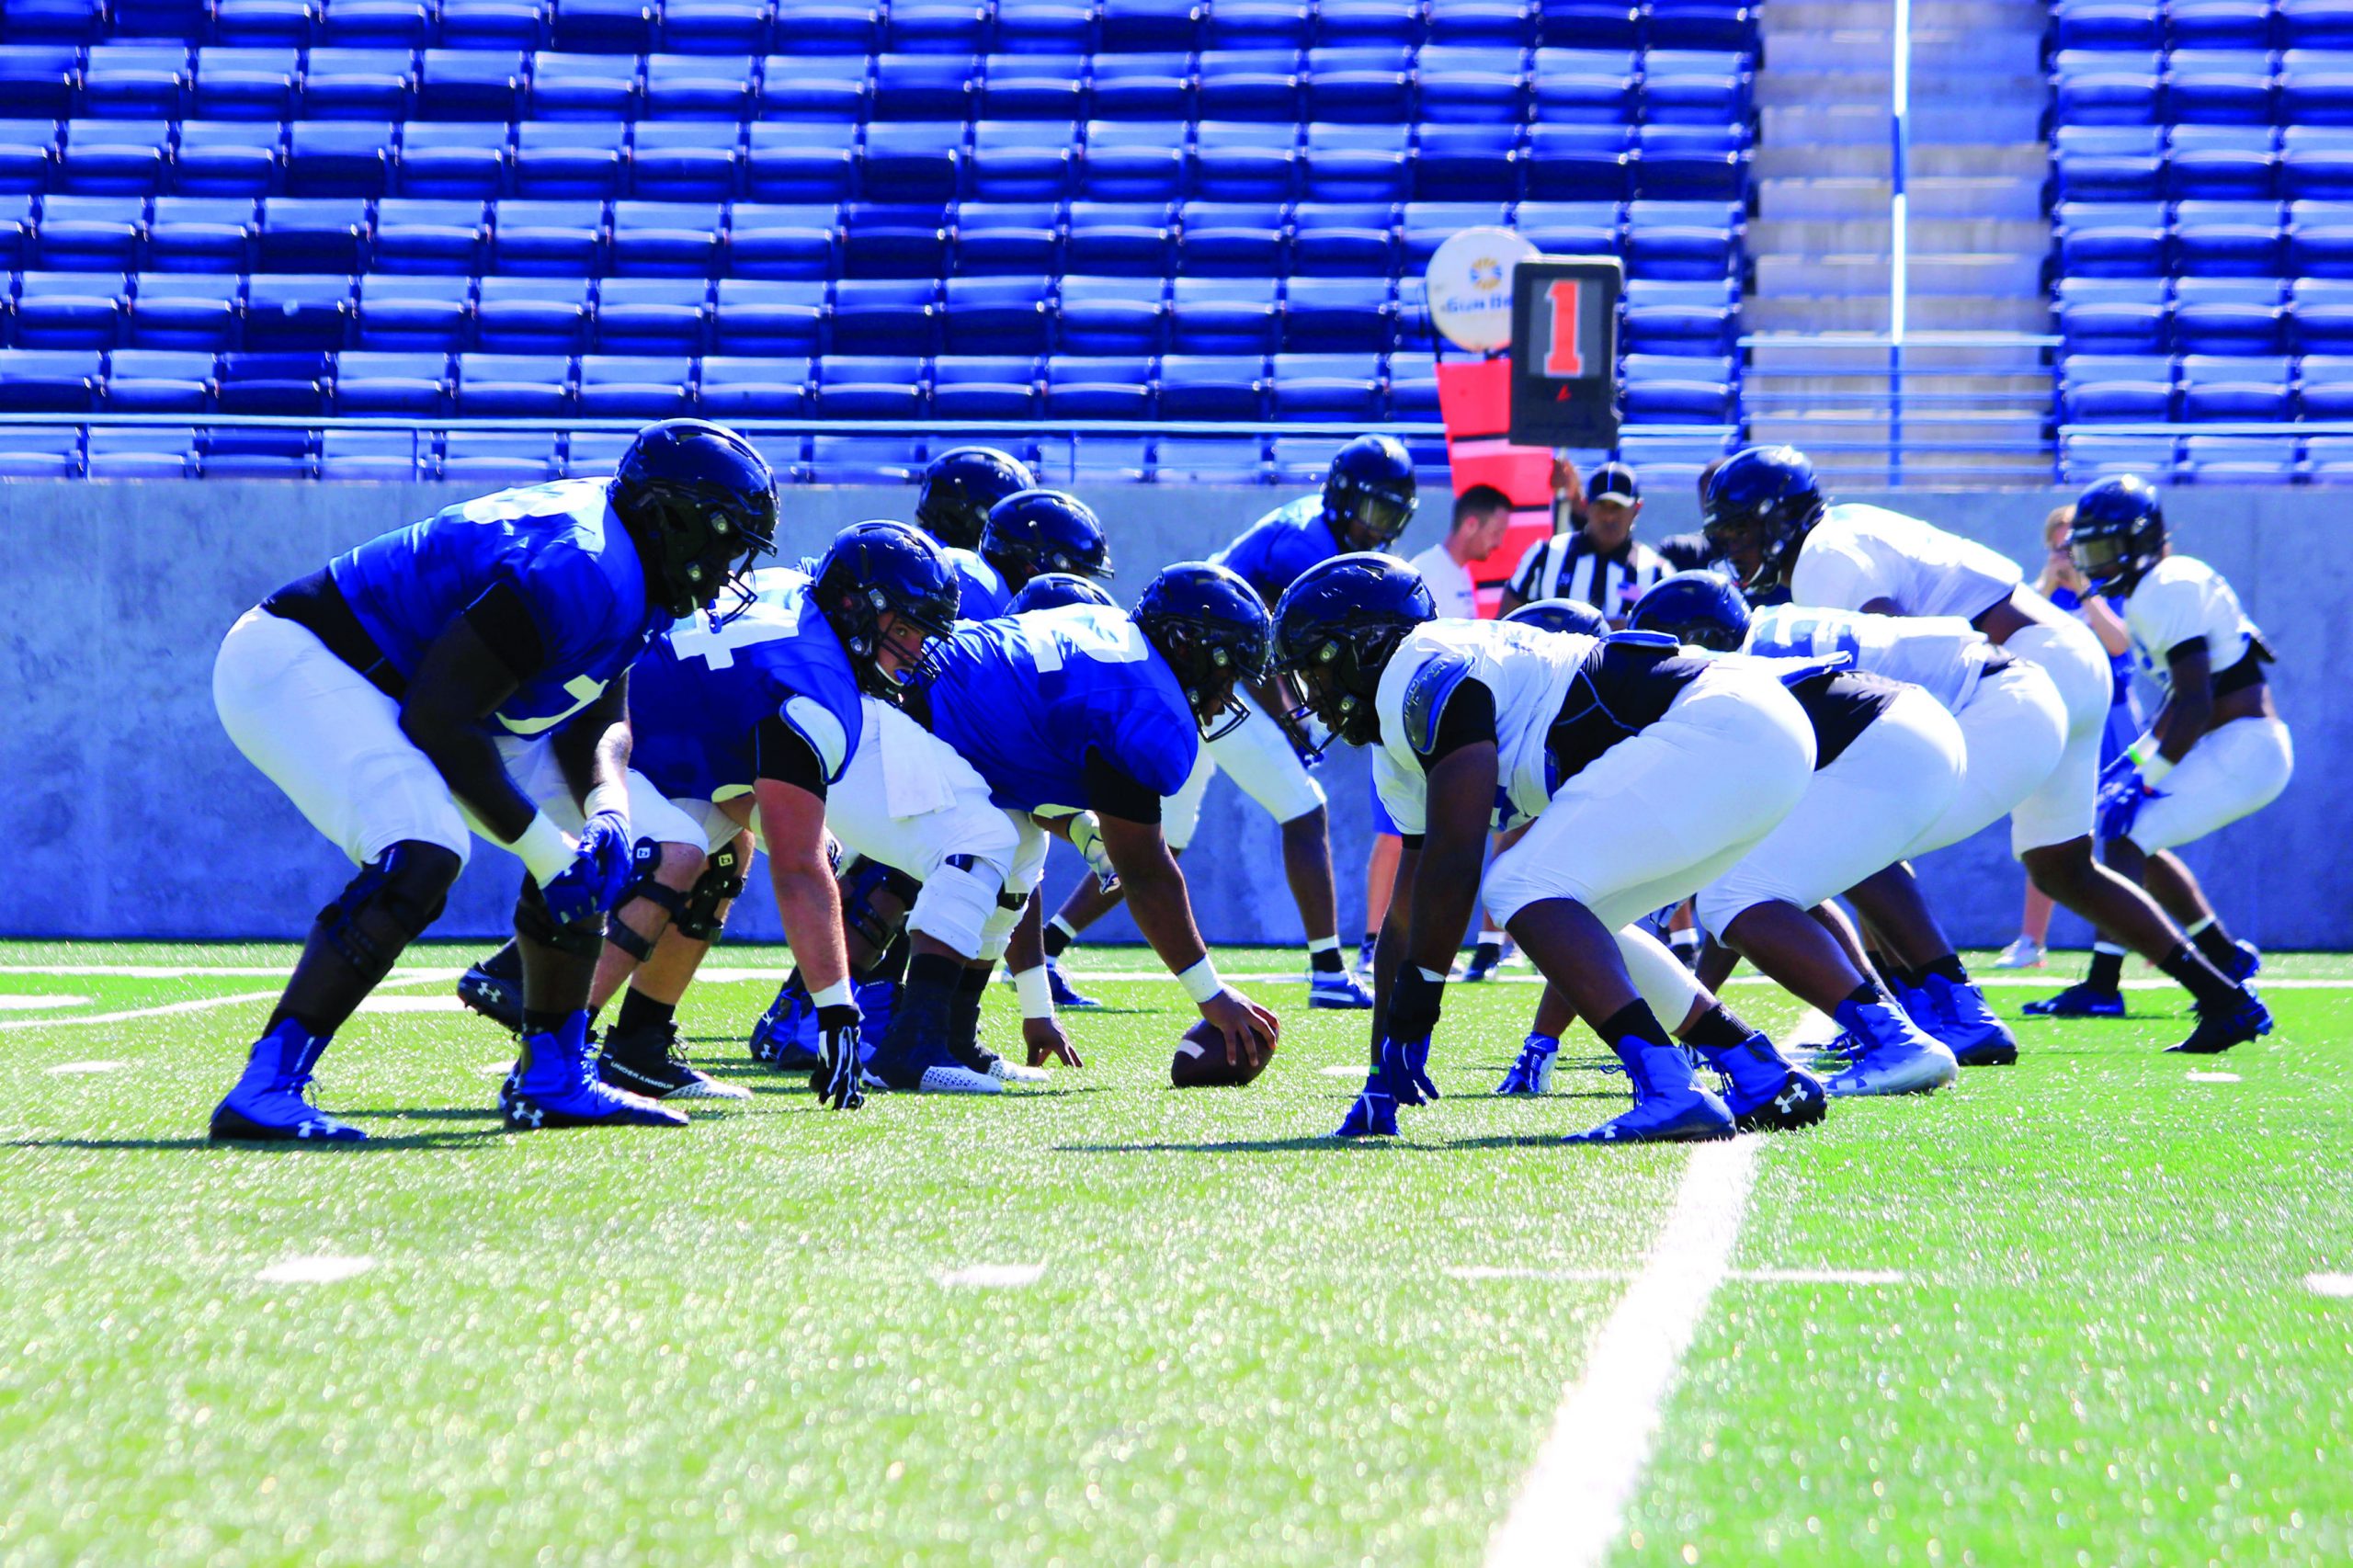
[1199,988,1279,1072]
[813,1004,865,1110]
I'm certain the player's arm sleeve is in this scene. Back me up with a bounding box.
[1083,746,1162,824]
[754,712,829,798]
[461,577,550,682]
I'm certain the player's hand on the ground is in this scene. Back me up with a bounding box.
[1334,1087,1399,1138]
[1379,1033,1440,1106]
[536,833,605,926]
[1199,988,1278,1070]
[1023,1014,1083,1070]
[813,1005,865,1110]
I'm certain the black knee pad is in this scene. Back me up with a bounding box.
[515,878,602,959]
[839,856,919,954]
[318,841,461,982]
[605,838,689,962]
[675,843,747,944]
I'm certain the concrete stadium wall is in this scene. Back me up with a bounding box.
[1,477,2345,951]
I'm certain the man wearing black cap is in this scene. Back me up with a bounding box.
[1498,460,1667,627]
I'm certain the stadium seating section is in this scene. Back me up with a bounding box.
[2049,0,2353,482]
[0,0,1756,481]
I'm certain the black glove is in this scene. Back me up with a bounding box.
[1383,964,1446,1045]
[813,1004,865,1111]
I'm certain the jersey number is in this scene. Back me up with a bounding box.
[668,605,795,670]
[1019,608,1150,672]
[1753,614,1860,661]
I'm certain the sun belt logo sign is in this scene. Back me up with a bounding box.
[1427,226,1539,353]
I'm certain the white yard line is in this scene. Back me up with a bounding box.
[1485,1136,1761,1568]
[0,971,451,1033]
[256,1255,376,1285]
[937,1263,1045,1289]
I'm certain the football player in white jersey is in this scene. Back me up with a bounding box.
[1631,571,2072,1068]
[1274,554,1827,1145]
[2033,476,2292,1024]
[1703,447,2271,1057]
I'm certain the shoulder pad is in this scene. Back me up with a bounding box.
[1401,650,1475,756]
[782,693,853,783]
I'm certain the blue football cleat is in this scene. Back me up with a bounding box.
[1046,960,1102,1010]
[2167,990,2273,1054]
[2219,939,2263,984]
[1825,997,1958,1097]
[747,973,813,1066]
[1308,969,1375,1009]
[1463,940,1504,983]
[210,1018,367,1142]
[455,944,524,1034]
[1495,1034,1561,1096]
[1565,1039,1735,1144]
[2023,982,2127,1018]
[1334,1087,1400,1138]
[864,1036,1001,1094]
[1902,975,2020,1067]
[504,1014,688,1130]
[1356,935,1377,975]
[1699,1030,1828,1132]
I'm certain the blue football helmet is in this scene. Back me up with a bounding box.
[1133,562,1274,740]
[982,488,1115,588]
[812,520,961,703]
[1701,445,1825,591]
[1007,571,1118,615]
[1271,552,1438,748]
[915,446,1036,553]
[610,419,779,620]
[1628,570,1753,652]
[1503,598,1610,639]
[2069,474,2166,594]
[1322,435,1418,551]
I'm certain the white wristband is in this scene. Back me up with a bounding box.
[508,812,575,886]
[1176,956,1222,1006]
[1013,965,1054,1020]
[585,780,630,823]
[810,979,854,1013]
[2127,734,2176,786]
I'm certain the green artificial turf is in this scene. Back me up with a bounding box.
[0,942,2347,1566]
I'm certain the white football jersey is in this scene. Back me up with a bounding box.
[1789,503,2025,622]
[1370,619,1592,836]
[2124,555,2261,694]
[1745,603,1997,713]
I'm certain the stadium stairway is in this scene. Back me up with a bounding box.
[1745,0,2053,482]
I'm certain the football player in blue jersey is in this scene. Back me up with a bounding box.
[209,419,778,1141]
[1046,437,1418,1010]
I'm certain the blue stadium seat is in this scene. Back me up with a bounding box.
[890,2,993,53]
[1290,200,1396,275]
[2174,276,2287,352]
[725,201,838,278]
[0,48,80,120]
[321,426,434,480]
[1155,433,1267,483]
[930,352,1041,416]
[695,352,811,416]
[0,197,31,269]
[1621,350,1734,421]
[779,2,881,54]
[1056,273,1166,353]
[859,121,966,203]
[2289,197,2353,274]
[415,50,526,120]
[1091,51,1197,119]
[0,347,100,409]
[217,0,325,39]
[2056,276,2169,353]
[1411,121,1521,199]
[552,0,656,53]
[642,52,756,119]
[395,122,509,199]
[2180,352,2292,418]
[2285,2,2353,49]
[1208,1,1313,49]
[971,120,1079,200]
[2053,2,2164,51]
[806,431,926,482]
[579,351,694,415]
[514,121,628,199]
[2166,125,2279,201]
[1068,199,1176,274]
[756,53,869,122]
[1316,1,1423,49]
[34,196,144,271]
[1524,123,1633,199]
[1198,48,1305,121]
[942,273,1054,352]
[371,197,490,272]
[660,2,773,55]
[1082,120,1190,201]
[2179,433,2296,483]
[456,349,572,413]
[1400,199,1511,269]
[334,347,450,412]
[286,120,395,197]
[610,199,723,275]
[952,199,1063,272]
[2290,275,2353,347]
[477,274,591,351]
[12,271,129,347]
[1100,0,1204,53]
[83,44,191,118]
[1045,352,1154,416]
[2055,199,2170,276]
[1425,3,1537,49]
[1623,278,1737,352]
[2053,126,2163,203]
[1612,429,1732,483]
[195,47,302,119]
[0,0,104,40]
[105,347,214,410]
[1269,348,1380,419]
[712,277,824,351]
[2166,49,2277,124]
[2060,431,2178,483]
[1624,199,1741,279]
[596,275,710,350]
[837,200,949,276]
[0,424,82,477]
[1283,275,1392,349]
[1304,45,1415,122]
[85,423,196,477]
[489,198,605,274]
[0,121,62,196]
[438,0,551,49]
[200,426,316,477]
[60,119,173,197]
[631,122,741,200]
[1302,122,1409,201]
[871,52,978,119]
[1269,431,1346,482]
[1635,122,1747,198]
[1170,275,1278,352]
[1515,198,1620,254]
[981,52,1086,119]
[318,0,434,48]
[830,276,939,352]
[2304,431,2353,476]
[814,352,926,418]
[1643,0,1756,49]
[563,429,635,478]
[1531,48,1636,122]
[2280,47,2353,124]
[2296,351,2353,415]
[125,270,240,348]
[244,272,357,349]
[301,47,417,118]
[441,430,562,483]
[2175,199,2286,274]
[357,272,472,347]
[2061,352,2177,420]
[1155,350,1265,418]
[995,1,1096,52]
[2052,49,2163,126]
[1642,49,1750,124]
[2282,125,2353,199]
[217,348,333,412]
[1175,199,1284,275]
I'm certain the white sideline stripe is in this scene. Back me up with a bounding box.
[937,1263,1044,1289]
[256,1255,376,1285]
[0,965,460,979]
[0,993,91,1011]
[1486,1137,1760,1568]
[2187,1070,2242,1084]
[353,994,465,1013]
[0,971,449,1032]
[698,968,2353,992]
[46,1060,129,1075]
[2307,1273,2353,1299]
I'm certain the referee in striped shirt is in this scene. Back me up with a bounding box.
[1497,460,1665,627]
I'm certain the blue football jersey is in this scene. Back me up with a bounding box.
[943,546,1009,621]
[629,568,866,803]
[924,605,1199,815]
[327,479,662,736]
[1211,493,1336,608]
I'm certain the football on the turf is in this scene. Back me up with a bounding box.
[1171,1017,1275,1087]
